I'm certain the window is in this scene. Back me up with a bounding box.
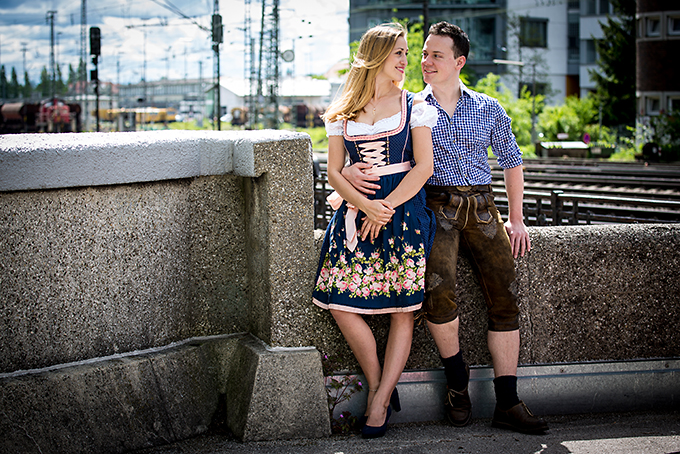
[458,16,496,61]
[646,17,661,37]
[568,14,580,61]
[669,97,680,113]
[668,15,680,36]
[584,39,597,64]
[583,0,596,15]
[520,17,548,48]
[646,96,661,115]
[598,0,609,15]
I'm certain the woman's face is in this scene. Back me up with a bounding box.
[379,35,408,83]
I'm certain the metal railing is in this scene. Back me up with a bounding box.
[313,158,680,229]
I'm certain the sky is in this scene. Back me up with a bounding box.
[0,0,350,86]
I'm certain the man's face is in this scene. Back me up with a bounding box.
[421,34,465,86]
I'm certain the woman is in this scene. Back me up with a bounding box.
[312,23,437,438]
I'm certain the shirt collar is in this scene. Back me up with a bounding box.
[421,80,471,105]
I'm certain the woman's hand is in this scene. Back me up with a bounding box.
[360,199,394,242]
[363,199,394,224]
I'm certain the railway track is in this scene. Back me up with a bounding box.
[313,156,680,229]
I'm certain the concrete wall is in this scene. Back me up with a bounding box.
[0,130,316,373]
[1,131,679,452]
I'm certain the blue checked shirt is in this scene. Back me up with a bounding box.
[419,83,523,186]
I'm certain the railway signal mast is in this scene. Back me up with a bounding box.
[90,26,101,132]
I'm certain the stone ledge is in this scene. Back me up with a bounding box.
[0,130,309,191]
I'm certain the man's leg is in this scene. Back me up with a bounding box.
[461,195,547,433]
[428,317,471,426]
[488,329,519,377]
[423,186,471,426]
[488,329,522,412]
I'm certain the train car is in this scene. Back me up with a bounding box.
[0,102,40,133]
[37,98,75,133]
[0,99,81,134]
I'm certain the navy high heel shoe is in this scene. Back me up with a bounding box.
[361,406,392,439]
[390,387,401,412]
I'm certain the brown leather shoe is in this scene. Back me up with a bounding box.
[444,366,472,426]
[492,401,549,434]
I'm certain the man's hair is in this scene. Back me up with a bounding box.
[428,22,470,59]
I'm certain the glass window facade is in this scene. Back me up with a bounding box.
[520,17,548,48]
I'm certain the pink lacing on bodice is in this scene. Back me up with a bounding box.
[358,140,387,167]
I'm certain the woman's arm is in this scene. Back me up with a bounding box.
[359,126,434,241]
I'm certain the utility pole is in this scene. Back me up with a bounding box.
[244,0,255,128]
[81,0,88,131]
[47,11,57,100]
[257,0,280,130]
[20,43,28,76]
[212,0,223,130]
[124,20,167,127]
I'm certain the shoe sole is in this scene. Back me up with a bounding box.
[446,412,472,427]
[491,419,548,434]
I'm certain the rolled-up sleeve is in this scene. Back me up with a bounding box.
[491,102,523,169]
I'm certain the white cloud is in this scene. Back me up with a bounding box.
[0,0,349,86]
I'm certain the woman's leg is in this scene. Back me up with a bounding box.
[331,310,383,415]
[365,311,414,427]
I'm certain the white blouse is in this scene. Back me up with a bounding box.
[325,102,438,137]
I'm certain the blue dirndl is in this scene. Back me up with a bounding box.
[312,91,436,314]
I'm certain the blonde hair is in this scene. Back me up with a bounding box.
[323,23,406,123]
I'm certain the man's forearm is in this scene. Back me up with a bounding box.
[503,165,525,223]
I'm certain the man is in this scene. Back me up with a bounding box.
[344,21,547,434]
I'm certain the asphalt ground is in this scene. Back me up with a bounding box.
[134,409,680,454]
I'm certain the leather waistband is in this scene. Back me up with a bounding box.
[425,184,492,194]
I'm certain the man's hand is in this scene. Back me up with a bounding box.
[341,162,381,195]
[504,219,531,258]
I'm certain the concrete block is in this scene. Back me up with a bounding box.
[0,335,241,454]
[226,334,330,441]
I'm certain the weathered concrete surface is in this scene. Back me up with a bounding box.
[308,224,680,372]
[0,177,248,373]
[0,334,240,454]
[0,333,331,453]
[225,335,330,441]
[0,130,315,373]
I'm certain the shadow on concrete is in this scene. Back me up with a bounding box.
[133,409,680,454]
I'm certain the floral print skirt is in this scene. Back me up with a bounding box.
[312,173,435,314]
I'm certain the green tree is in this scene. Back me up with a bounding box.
[68,63,78,87]
[56,64,67,95]
[473,73,539,148]
[9,67,20,98]
[23,71,33,99]
[37,66,50,97]
[401,19,424,93]
[538,96,596,141]
[590,0,635,127]
[0,65,7,99]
